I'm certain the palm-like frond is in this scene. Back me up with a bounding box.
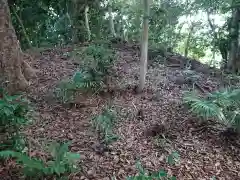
[184,88,240,131]
[208,88,240,107]
[184,93,225,121]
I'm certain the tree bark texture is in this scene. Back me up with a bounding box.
[85,5,91,41]
[12,5,32,49]
[138,0,149,93]
[0,0,35,94]
[108,1,116,37]
[184,23,195,57]
[228,7,240,72]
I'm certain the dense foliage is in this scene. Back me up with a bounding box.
[127,153,179,180]
[92,106,118,144]
[4,0,240,179]
[10,0,240,71]
[184,88,240,132]
[55,42,116,103]
[0,142,80,178]
[0,90,30,151]
[0,91,80,179]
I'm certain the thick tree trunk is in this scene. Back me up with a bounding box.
[0,0,36,94]
[71,0,87,43]
[137,0,149,93]
[12,5,32,49]
[228,3,240,72]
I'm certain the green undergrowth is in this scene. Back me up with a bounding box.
[184,88,240,132]
[0,141,80,179]
[0,89,31,152]
[55,42,117,103]
[126,151,180,180]
[92,106,118,144]
[0,89,80,179]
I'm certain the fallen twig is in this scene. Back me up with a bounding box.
[195,82,208,93]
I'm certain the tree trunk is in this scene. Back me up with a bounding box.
[184,23,194,57]
[137,0,149,93]
[12,5,32,49]
[207,10,218,41]
[108,1,116,37]
[173,23,184,48]
[66,1,74,41]
[228,7,240,72]
[85,5,91,41]
[71,0,79,43]
[0,0,36,94]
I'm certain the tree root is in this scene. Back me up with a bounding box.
[4,54,36,94]
[22,54,37,80]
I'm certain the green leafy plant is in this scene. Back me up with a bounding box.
[56,44,116,102]
[153,135,173,150]
[54,79,77,103]
[92,107,118,144]
[79,43,116,76]
[167,151,180,166]
[55,70,104,103]
[210,176,216,180]
[183,88,240,132]
[72,70,104,91]
[127,160,176,180]
[46,141,80,175]
[0,142,80,178]
[0,90,31,151]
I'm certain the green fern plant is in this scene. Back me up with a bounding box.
[54,80,77,103]
[0,142,80,178]
[72,69,104,91]
[0,90,31,151]
[0,150,47,178]
[183,92,225,121]
[55,70,104,103]
[45,141,80,176]
[56,44,116,102]
[58,43,116,100]
[183,88,240,132]
[92,107,118,144]
[127,160,176,180]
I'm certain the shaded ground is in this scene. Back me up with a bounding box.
[8,45,240,179]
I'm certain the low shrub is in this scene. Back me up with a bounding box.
[0,90,31,151]
[184,88,240,132]
[0,142,80,179]
[92,107,118,144]
[54,70,105,103]
[127,156,178,180]
[56,43,116,102]
[80,43,116,76]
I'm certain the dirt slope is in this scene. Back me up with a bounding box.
[9,45,240,179]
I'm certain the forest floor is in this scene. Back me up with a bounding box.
[8,44,240,179]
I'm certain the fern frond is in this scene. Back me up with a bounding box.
[92,107,118,144]
[184,92,225,121]
[208,88,235,107]
[0,151,45,170]
[191,100,225,120]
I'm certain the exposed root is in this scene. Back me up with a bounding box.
[21,59,36,80]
